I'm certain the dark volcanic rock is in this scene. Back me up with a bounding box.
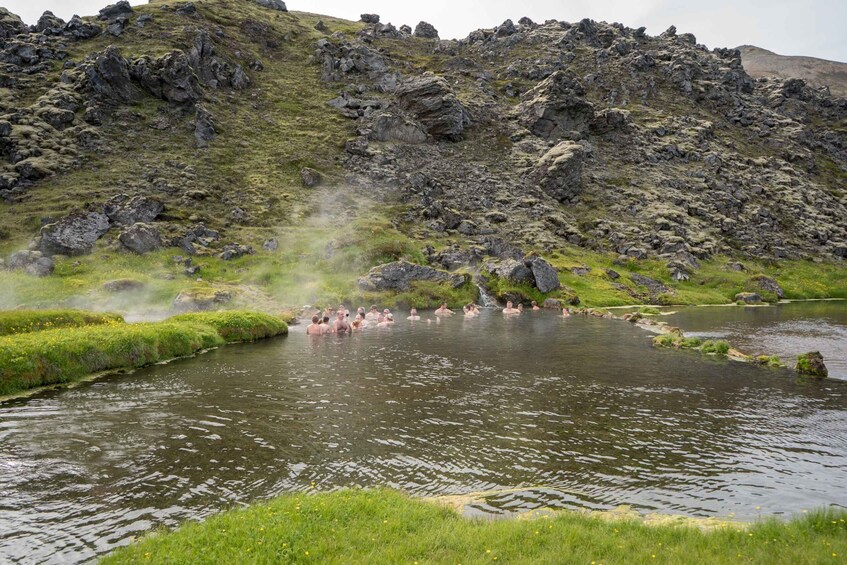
[219,243,254,261]
[530,141,585,203]
[98,1,133,21]
[300,167,322,187]
[35,11,66,35]
[7,250,54,277]
[63,16,102,40]
[796,351,828,378]
[526,255,561,293]
[194,104,216,147]
[360,14,380,24]
[630,274,671,298]
[735,291,762,304]
[118,223,162,254]
[395,74,471,141]
[132,51,203,104]
[104,194,164,225]
[252,0,287,11]
[370,112,428,143]
[80,47,141,104]
[752,275,785,299]
[0,8,29,39]
[517,71,595,138]
[413,21,439,39]
[358,261,467,291]
[39,211,111,256]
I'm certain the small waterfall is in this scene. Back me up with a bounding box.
[476,283,500,308]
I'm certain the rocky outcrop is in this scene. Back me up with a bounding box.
[0,8,28,39]
[79,47,141,105]
[7,250,54,277]
[529,141,585,203]
[39,211,111,256]
[526,256,561,293]
[370,112,428,143]
[395,74,471,141]
[517,71,595,138]
[118,223,162,254]
[486,255,560,294]
[413,21,439,39]
[735,291,762,304]
[252,0,287,11]
[219,243,254,261]
[796,351,828,378]
[104,194,164,226]
[358,261,467,291]
[194,104,216,147]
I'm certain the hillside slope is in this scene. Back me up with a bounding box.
[739,44,847,98]
[0,1,845,311]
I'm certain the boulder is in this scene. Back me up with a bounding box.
[542,298,563,309]
[496,19,516,37]
[590,108,631,133]
[251,0,287,11]
[735,292,762,304]
[132,51,204,104]
[358,261,467,291]
[7,250,54,277]
[494,258,534,285]
[0,8,28,39]
[833,244,847,258]
[194,104,216,147]
[395,74,471,141]
[796,351,828,378]
[118,223,162,254]
[529,141,585,203]
[526,256,561,293]
[360,14,380,24]
[98,1,133,21]
[630,274,671,299]
[35,11,66,35]
[263,238,279,251]
[80,47,142,105]
[300,167,322,187]
[63,16,102,40]
[751,275,785,299]
[39,211,111,256]
[370,112,428,143]
[219,244,254,261]
[516,71,595,138]
[413,21,439,39]
[104,194,164,225]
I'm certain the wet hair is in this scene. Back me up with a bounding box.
[322,316,330,323]
[370,305,378,310]
[311,315,319,324]
[531,300,537,306]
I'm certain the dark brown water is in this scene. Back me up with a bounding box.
[2,308,847,563]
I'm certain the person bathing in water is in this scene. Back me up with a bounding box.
[407,308,421,321]
[562,307,571,317]
[332,311,351,334]
[502,301,520,315]
[463,303,480,317]
[306,315,324,336]
[365,305,380,321]
[435,302,454,316]
[531,300,541,311]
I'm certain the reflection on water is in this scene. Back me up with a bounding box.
[662,301,847,380]
[2,309,847,563]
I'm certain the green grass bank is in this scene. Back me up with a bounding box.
[0,311,287,397]
[104,489,846,564]
[0,309,124,336]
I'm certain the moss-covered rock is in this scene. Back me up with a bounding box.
[796,351,828,378]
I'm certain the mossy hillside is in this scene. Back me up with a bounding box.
[104,489,847,564]
[0,309,123,336]
[0,1,362,250]
[0,310,286,396]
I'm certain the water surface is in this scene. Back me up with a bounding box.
[1,309,847,563]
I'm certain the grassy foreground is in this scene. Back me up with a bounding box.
[0,309,124,336]
[0,311,287,396]
[105,489,845,564]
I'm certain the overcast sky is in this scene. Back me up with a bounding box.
[5,0,846,62]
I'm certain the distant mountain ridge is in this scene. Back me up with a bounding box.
[738,45,847,97]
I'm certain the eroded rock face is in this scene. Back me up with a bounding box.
[735,291,762,304]
[530,141,585,203]
[118,223,162,254]
[251,0,287,11]
[39,211,111,256]
[98,1,133,22]
[370,112,428,143]
[194,104,215,147]
[79,47,141,105]
[104,194,164,226]
[358,261,467,291]
[395,74,470,141]
[0,8,28,39]
[517,71,595,138]
[7,250,54,276]
[413,21,439,39]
